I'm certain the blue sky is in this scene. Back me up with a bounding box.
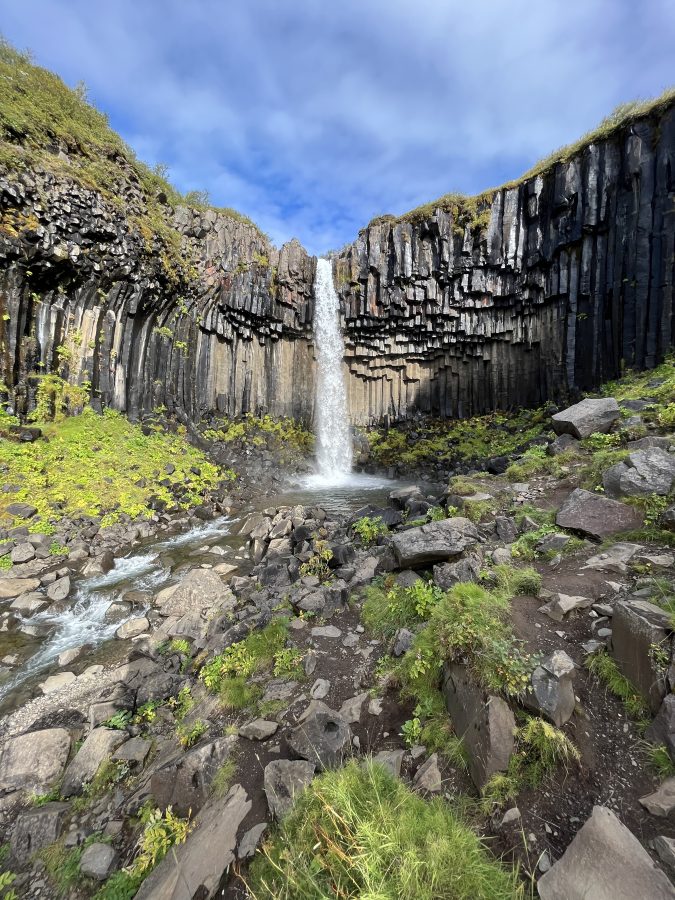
[3,0,674,254]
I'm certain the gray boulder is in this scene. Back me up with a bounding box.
[442,662,515,790]
[82,550,115,577]
[524,650,576,726]
[646,695,675,760]
[264,759,315,819]
[556,489,643,540]
[150,736,237,818]
[239,719,278,741]
[158,568,233,617]
[237,822,268,860]
[640,777,675,818]
[372,749,405,778]
[392,627,414,657]
[539,593,592,622]
[62,727,127,797]
[46,575,71,602]
[538,805,675,899]
[612,600,670,714]
[0,576,41,599]
[433,553,481,590]
[10,542,36,564]
[391,518,479,568]
[10,802,70,864]
[287,701,351,771]
[547,433,581,456]
[412,753,442,793]
[135,784,251,899]
[80,843,117,881]
[551,398,620,440]
[0,728,71,794]
[604,448,675,499]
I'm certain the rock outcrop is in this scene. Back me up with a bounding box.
[2,98,674,426]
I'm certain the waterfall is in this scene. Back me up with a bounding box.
[312,257,353,481]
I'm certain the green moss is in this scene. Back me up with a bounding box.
[248,760,524,899]
[0,407,227,533]
[203,413,314,455]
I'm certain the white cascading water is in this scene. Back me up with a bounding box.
[312,257,353,482]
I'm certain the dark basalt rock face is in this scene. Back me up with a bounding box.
[0,101,674,426]
[0,168,316,422]
[334,104,675,423]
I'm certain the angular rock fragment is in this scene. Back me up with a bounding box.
[612,599,670,714]
[538,805,675,899]
[287,701,351,770]
[391,518,479,568]
[556,489,643,540]
[264,759,315,819]
[551,398,620,440]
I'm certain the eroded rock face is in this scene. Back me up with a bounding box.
[441,662,515,790]
[2,101,674,427]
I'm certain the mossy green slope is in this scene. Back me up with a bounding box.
[0,408,229,534]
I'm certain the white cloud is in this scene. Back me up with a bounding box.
[3,0,674,253]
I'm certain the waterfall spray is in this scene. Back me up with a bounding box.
[312,258,352,481]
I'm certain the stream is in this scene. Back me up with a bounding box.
[0,473,405,715]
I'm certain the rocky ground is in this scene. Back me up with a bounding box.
[3,390,675,897]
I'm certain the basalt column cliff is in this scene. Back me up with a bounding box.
[334,102,675,424]
[0,90,673,426]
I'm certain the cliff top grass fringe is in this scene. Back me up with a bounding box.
[369,87,675,230]
[246,759,524,900]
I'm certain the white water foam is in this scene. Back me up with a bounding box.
[312,257,353,482]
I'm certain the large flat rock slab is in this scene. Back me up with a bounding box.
[555,489,643,540]
[538,805,675,899]
[551,398,620,439]
[134,783,251,899]
[0,728,71,794]
[158,569,234,617]
[391,517,479,568]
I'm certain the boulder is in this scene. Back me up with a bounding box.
[287,701,351,770]
[653,836,675,871]
[392,627,414,657]
[391,517,479,568]
[82,550,115,577]
[150,736,237,818]
[10,542,36,564]
[10,802,70,865]
[80,843,117,881]
[237,822,268,860]
[432,553,481,590]
[46,576,71,602]
[583,542,642,574]
[115,616,150,639]
[442,662,515,790]
[0,728,71,794]
[372,749,405,778]
[612,600,670,714]
[640,778,675,817]
[524,650,576,726]
[538,805,675,899]
[134,784,251,899]
[159,568,233,617]
[239,719,278,741]
[646,695,675,760]
[555,489,643,540]
[61,727,127,797]
[0,576,41,599]
[339,692,368,724]
[547,433,581,456]
[539,593,592,622]
[264,759,315,819]
[10,592,48,616]
[412,753,442,793]
[113,737,152,767]
[551,398,620,440]
[603,448,675,499]
[6,502,37,518]
[39,672,76,693]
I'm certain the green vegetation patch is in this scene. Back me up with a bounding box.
[202,413,314,456]
[0,407,227,533]
[364,409,547,470]
[586,650,649,719]
[247,759,524,899]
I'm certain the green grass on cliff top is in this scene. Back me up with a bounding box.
[0,407,227,534]
[369,87,675,229]
[0,39,259,232]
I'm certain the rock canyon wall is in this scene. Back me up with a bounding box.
[0,100,673,426]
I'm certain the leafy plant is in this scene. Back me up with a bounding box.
[273,647,303,677]
[177,719,207,749]
[299,539,333,581]
[400,717,422,747]
[128,806,191,877]
[103,709,132,730]
[352,515,388,547]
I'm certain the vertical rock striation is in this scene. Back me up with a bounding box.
[0,100,673,427]
[335,103,675,423]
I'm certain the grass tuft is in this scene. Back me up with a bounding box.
[247,759,524,899]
